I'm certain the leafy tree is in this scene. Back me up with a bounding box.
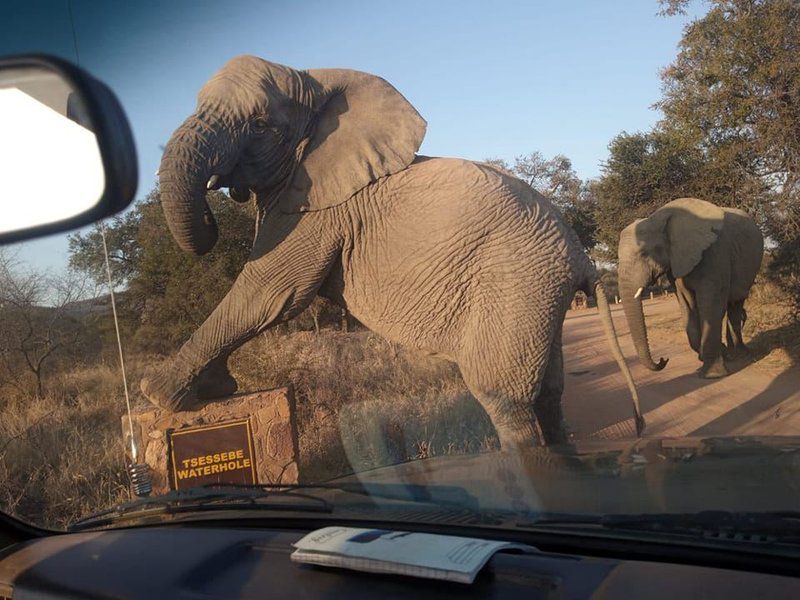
[69,189,254,352]
[560,184,599,252]
[68,210,141,288]
[658,0,800,303]
[128,189,256,351]
[592,128,708,258]
[512,152,579,197]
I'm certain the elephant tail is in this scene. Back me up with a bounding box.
[592,279,646,437]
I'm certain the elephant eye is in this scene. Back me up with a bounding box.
[251,118,271,134]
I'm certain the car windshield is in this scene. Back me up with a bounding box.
[1,0,799,539]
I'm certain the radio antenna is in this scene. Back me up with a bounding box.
[100,224,151,497]
[70,1,150,497]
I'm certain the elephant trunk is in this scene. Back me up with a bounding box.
[158,113,237,256]
[619,274,668,371]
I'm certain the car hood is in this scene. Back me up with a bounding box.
[331,436,800,515]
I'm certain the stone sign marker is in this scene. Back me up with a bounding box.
[123,387,299,495]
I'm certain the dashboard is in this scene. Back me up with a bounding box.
[0,525,798,599]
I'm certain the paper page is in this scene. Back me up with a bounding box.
[291,526,536,583]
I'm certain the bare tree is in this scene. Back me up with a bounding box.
[0,250,90,397]
[482,158,514,176]
[511,152,582,199]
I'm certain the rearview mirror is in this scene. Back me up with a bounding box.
[0,55,137,245]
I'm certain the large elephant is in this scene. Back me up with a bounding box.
[618,198,764,378]
[141,55,643,447]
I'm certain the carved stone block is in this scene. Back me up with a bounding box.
[122,387,299,495]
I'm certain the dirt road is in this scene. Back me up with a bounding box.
[561,297,800,440]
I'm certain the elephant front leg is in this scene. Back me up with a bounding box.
[141,213,340,411]
[675,279,700,354]
[140,269,301,411]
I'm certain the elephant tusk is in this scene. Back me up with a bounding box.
[207,175,221,190]
[634,287,644,299]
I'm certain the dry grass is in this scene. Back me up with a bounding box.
[230,330,498,482]
[0,329,498,528]
[0,365,131,529]
[740,280,800,371]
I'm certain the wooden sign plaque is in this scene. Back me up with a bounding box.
[168,418,258,490]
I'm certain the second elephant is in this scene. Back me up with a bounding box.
[618,198,764,378]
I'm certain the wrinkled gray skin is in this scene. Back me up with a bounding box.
[142,55,643,448]
[618,198,764,378]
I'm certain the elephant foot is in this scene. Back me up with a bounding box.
[496,421,543,452]
[699,357,729,379]
[140,359,238,412]
[195,358,239,400]
[533,401,570,446]
[140,369,195,412]
[537,421,569,446]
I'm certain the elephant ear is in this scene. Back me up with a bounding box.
[662,197,725,278]
[280,69,426,213]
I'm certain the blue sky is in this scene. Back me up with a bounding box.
[2,0,698,273]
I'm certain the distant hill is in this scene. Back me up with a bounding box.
[62,291,128,319]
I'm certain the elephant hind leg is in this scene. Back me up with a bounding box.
[532,330,568,445]
[725,299,749,356]
[457,315,559,451]
[696,285,729,378]
[460,373,543,451]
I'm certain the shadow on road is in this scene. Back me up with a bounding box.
[689,321,800,436]
[566,300,800,440]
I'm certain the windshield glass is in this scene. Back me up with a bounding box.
[1,0,799,536]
